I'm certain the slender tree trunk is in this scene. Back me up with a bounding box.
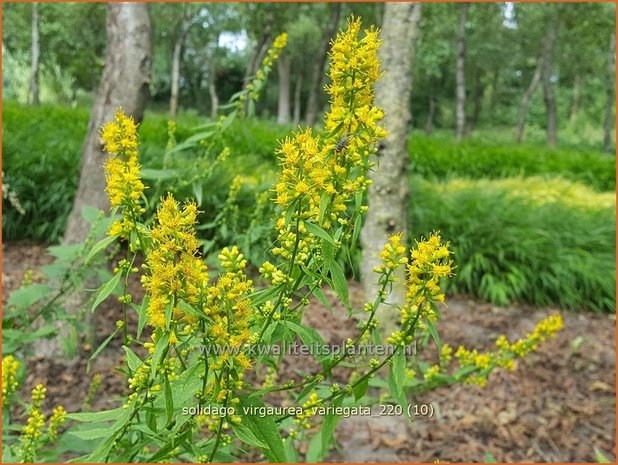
[569,74,581,123]
[361,2,422,334]
[305,3,341,126]
[244,18,273,83]
[293,73,303,127]
[41,4,151,359]
[488,68,500,120]
[604,32,615,153]
[541,12,559,147]
[515,58,542,142]
[170,7,193,118]
[208,65,219,119]
[425,77,436,135]
[468,71,483,133]
[30,2,40,106]
[455,3,468,141]
[277,52,291,124]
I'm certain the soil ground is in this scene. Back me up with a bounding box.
[2,242,616,463]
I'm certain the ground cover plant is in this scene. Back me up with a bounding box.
[409,175,616,312]
[1,19,566,463]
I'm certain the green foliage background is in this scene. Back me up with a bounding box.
[3,102,615,312]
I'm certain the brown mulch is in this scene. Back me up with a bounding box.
[2,242,616,463]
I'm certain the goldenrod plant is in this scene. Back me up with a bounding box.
[1,357,67,462]
[1,19,564,463]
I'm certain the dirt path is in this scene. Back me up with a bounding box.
[2,243,616,463]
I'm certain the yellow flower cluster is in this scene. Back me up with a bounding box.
[293,391,322,432]
[396,234,452,327]
[453,314,564,386]
[18,384,66,462]
[19,384,47,462]
[497,313,564,357]
[47,405,67,440]
[241,33,288,105]
[205,246,254,380]
[101,109,146,239]
[271,18,386,277]
[324,17,386,147]
[2,354,20,407]
[373,233,408,275]
[141,194,209,330]
[407,234,453,305]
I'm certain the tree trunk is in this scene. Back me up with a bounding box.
[244,18,273,83]
[277,52,291,124]
[455,3,468,141]
[305,3,341,126]
[515,58,542,142]
[569,74,581,123]
[541,12,559,147]
[293,73,303,127]
[42,4,151,359]
[170,7,193,118]
[468,71,482,133]
[208,65,219,119]
[604,32,615,153]
[29,2,40,106]
[425,77,436,135]
[361,2,422,334]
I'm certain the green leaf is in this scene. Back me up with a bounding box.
[237,395,287,462]
[321,240,335,262]
[164,374,174,427]
[7,284,52,311]
[351,214,362,250]
[453,365,477,379]
[66,407,127,423]
[326,259,350,311]
[150,332,169,381]
[305,432,322,462]
[91,272,121,313]
[424,319,441,349]
[87,328,119,373]
[388,349,409,418]
[84,235,116,265]
[318,193,330,224]
[313,287,332,312]
[48,243,82,261]
[81,206,102,225]
[284,437,300,463]
[352,377,369,401]
[305,222,335,245]
[134,300,147,340]
[122,346,144,374]
[594,447,610,463]
[232,422,268,449]
[321,395,343,458]
[141,168,179,180]
[68,427,113,441]
[285,321,328,363]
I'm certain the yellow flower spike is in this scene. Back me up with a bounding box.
[2,355,20,407]
[101,109,146,238]
[47,405,67,440]
[143,194,208,330]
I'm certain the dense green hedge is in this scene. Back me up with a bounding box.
[409,132,616,191]
[2,102,283,242]
[409,175,616,312]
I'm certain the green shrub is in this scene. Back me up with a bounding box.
[409,132,616,191]
[409,175,616,312]
[2,102,87,241]
[1,102,285,243]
